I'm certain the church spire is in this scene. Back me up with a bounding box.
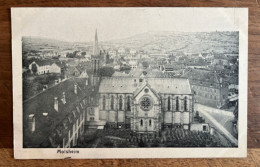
[93,28,99,55]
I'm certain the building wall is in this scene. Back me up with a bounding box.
[62,98,87,148]
[190,123,209,132]
[191,82,228,108]
[29,62,61,75]
[98,89,193,132]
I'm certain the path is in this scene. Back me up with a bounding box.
[197,104,238,146]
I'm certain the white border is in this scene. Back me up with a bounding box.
[12,7,248,159]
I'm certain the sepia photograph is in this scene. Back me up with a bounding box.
[12,8,248,158]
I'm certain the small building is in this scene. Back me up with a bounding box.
[29,60,62,75]
[129,60,138,69]
[118,47,125,55]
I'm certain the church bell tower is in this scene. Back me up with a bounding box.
[93,28,99,56]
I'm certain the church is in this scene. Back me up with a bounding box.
[87,29,195,134]
[98,76,194,133]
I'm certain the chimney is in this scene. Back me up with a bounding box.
[28,114,35,133]
[54,97,58,111]
[74,84,77,94]
[61,92,66,104]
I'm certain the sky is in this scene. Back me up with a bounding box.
[14,8,243,42]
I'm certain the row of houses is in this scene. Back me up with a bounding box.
[24,78,91,148]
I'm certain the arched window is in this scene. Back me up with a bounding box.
[176,97,179,111]
[140,119,143,126]
[119,95,123,110]
[111,96,114,110]
[102,95,106,110]
[127,96,131,111]
[184,96,187,111]
[149,119,152,126]
[168,96,171,111]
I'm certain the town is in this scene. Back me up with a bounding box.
[22,30,239,148]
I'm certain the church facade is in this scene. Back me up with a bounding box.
[98,77,194,133]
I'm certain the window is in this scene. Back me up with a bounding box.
[111,96,114,110]
[203,125,207,131]
[168,96,171,111]
[102,95,106,110]
[139,78,143,82]
[90,117,94,121]
[140,119,143,126]
[89,107,94,115]
[149,119,152,126]
[184,96,187,111]
[144,88,149,93]
[119,95,123,110]
[127,96,131,111]
[176,97,179,111]
[140,97,152,111]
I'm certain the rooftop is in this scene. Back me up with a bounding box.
[23,77,89,147]
[99,77,192,95]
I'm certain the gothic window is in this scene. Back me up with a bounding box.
[176,97,179,111]
[168,96,171,111]
[89,107,94,115]
[127,96,131,111]
[102,95,106,110]
[140,96,153,111]
[111,96,114,110]
[119,95,123,110]
[140,119,143,126]
[184,96,188,111]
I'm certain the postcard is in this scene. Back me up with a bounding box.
[12,7,248,159]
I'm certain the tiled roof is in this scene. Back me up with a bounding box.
[181,69,219,84]
[99,77,192,95]
[33,60,54,66]
[112,71,129,77]
[23,78,89,147]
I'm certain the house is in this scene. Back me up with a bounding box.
[118,47,125,55]
[129,49,137,55]
[129,60,138,69]
[182,69,229,108]
[23,78,89,148]
[29,60,62,75]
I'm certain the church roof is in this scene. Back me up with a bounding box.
[99,77,192,95]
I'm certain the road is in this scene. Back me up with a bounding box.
[196,104,238,146]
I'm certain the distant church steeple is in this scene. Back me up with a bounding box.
[93,29,99,55]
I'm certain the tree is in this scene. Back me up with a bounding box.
[99,66,115,77]
[142,61,149,68]
[81,52,86,57]
[31,64,38,75]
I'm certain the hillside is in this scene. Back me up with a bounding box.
[102,31,239,54]
[22,31,239,55]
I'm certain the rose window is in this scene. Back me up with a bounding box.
[140,96,153,111]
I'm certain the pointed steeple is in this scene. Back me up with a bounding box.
[93,28,99,55]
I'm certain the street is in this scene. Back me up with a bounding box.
[196,104,238,146]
